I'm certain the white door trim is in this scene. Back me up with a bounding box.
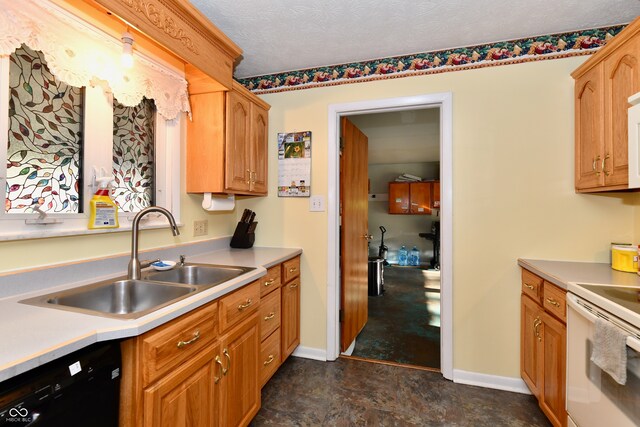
[326,93,453,380]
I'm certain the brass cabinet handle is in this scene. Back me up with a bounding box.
[222,348,230,375]
[524,283,534,290]
[362,234,373,240]
[289,267,297,273]
[237,298,253,311]
[251,171,257,184]
[263,355,275,366]
[176,330,200,349]
[214,355,223,384]
[602,153,611,176]
[546,298,561,308]
[264,279,276,287]
[264,312,275,321]
[289,282,299,289]
[593,155,601,177]
[533,318,542,342]
[246,169,251,185]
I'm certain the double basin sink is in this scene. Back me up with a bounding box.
[21,263,255,319]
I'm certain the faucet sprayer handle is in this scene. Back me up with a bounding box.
[179,255,186,266]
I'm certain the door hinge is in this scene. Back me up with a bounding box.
[339,137,344,155]
[339,309,344,323]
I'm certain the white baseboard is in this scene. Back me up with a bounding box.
[453,369,531,395]
[292,345,327,361]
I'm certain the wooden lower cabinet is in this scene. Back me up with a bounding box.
[219,314,260,427]
[122,255,302,426]
[540,312,566,427]
[143,345,220,427]
[281,278,300,359]
[520,269,567,427]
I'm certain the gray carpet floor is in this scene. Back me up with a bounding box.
[352,265,441,369]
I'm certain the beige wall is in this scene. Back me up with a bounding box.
[238,56,640,378]
[0,115,237,273]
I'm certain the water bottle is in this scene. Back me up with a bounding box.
[398,246,408,266]
[410,246,420,266]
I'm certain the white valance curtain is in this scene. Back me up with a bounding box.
[0,0,190,120]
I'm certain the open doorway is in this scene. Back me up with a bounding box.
[326,93,453,380]
[346,109,441,370]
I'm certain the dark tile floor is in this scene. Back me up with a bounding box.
[251,357,551,426]
[352,265,441,369]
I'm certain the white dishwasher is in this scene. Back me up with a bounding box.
[566,286,640,427]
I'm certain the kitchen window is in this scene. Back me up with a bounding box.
[0,44,182,240]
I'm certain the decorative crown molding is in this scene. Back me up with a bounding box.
[237,24,626,94]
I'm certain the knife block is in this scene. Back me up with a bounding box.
[230,221,256,248]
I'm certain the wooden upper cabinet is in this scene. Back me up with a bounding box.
[388,182,432,214]
[186,80,270,196]
[573,17,640,192]
[575,65,605,190]
[225,89,252,193]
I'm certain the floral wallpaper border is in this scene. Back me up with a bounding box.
[237,24,626,94]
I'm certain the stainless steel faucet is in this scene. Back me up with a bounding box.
[128,206,180,280]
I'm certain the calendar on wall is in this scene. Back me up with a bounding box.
[277,131,311,197]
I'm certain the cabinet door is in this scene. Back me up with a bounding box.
[281,279,301,359]
[603,36,640,187]
[225,90,252,193]
[575,64,605,190]
[409,182,432,214]
[144,345,220,427]
[250,103,269,194]
[541,312,567,427]
[219,314,260,427]
[432,181,440,209]
[521,294,543,398]
[388,182,409,213]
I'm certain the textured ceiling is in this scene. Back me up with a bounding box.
[190,0,640,78]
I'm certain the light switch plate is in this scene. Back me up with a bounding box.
[310,195,325,212]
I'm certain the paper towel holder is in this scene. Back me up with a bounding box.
[202,193,235,211]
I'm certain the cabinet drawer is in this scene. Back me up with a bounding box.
[522,269,543,302]
[260,265,281,297]
[260,330,281,387]
[141,302,218,387]
[282,256,300,283]
[543,281,566,322]
[260,288,281,341]
[219,280,260,332]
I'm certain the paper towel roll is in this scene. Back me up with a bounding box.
[202,193,235,211]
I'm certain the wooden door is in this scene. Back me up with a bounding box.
[520,294,542,398]
[575,64,604,190]
[250,103,269,194]
[281,278,300,358]
[340,117,369,352]
[603,37,640,187]
[219,314,260,427]
[388,182,409,214]
[225,89,252,193]
[409,182,432,214]
[143,345,219,427]
[541,312,567,427]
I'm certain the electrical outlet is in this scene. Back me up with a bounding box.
[193,219,208,236]
[310,195,325,212]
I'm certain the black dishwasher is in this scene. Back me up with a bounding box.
[0,341,121,426]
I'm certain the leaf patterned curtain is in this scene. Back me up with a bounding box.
[5,45,82,213]
[112,98,155,212]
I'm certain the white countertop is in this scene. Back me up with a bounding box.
[517,258,640,290]
[0,246,301,383]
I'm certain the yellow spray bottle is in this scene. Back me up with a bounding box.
[88,177,119,229]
